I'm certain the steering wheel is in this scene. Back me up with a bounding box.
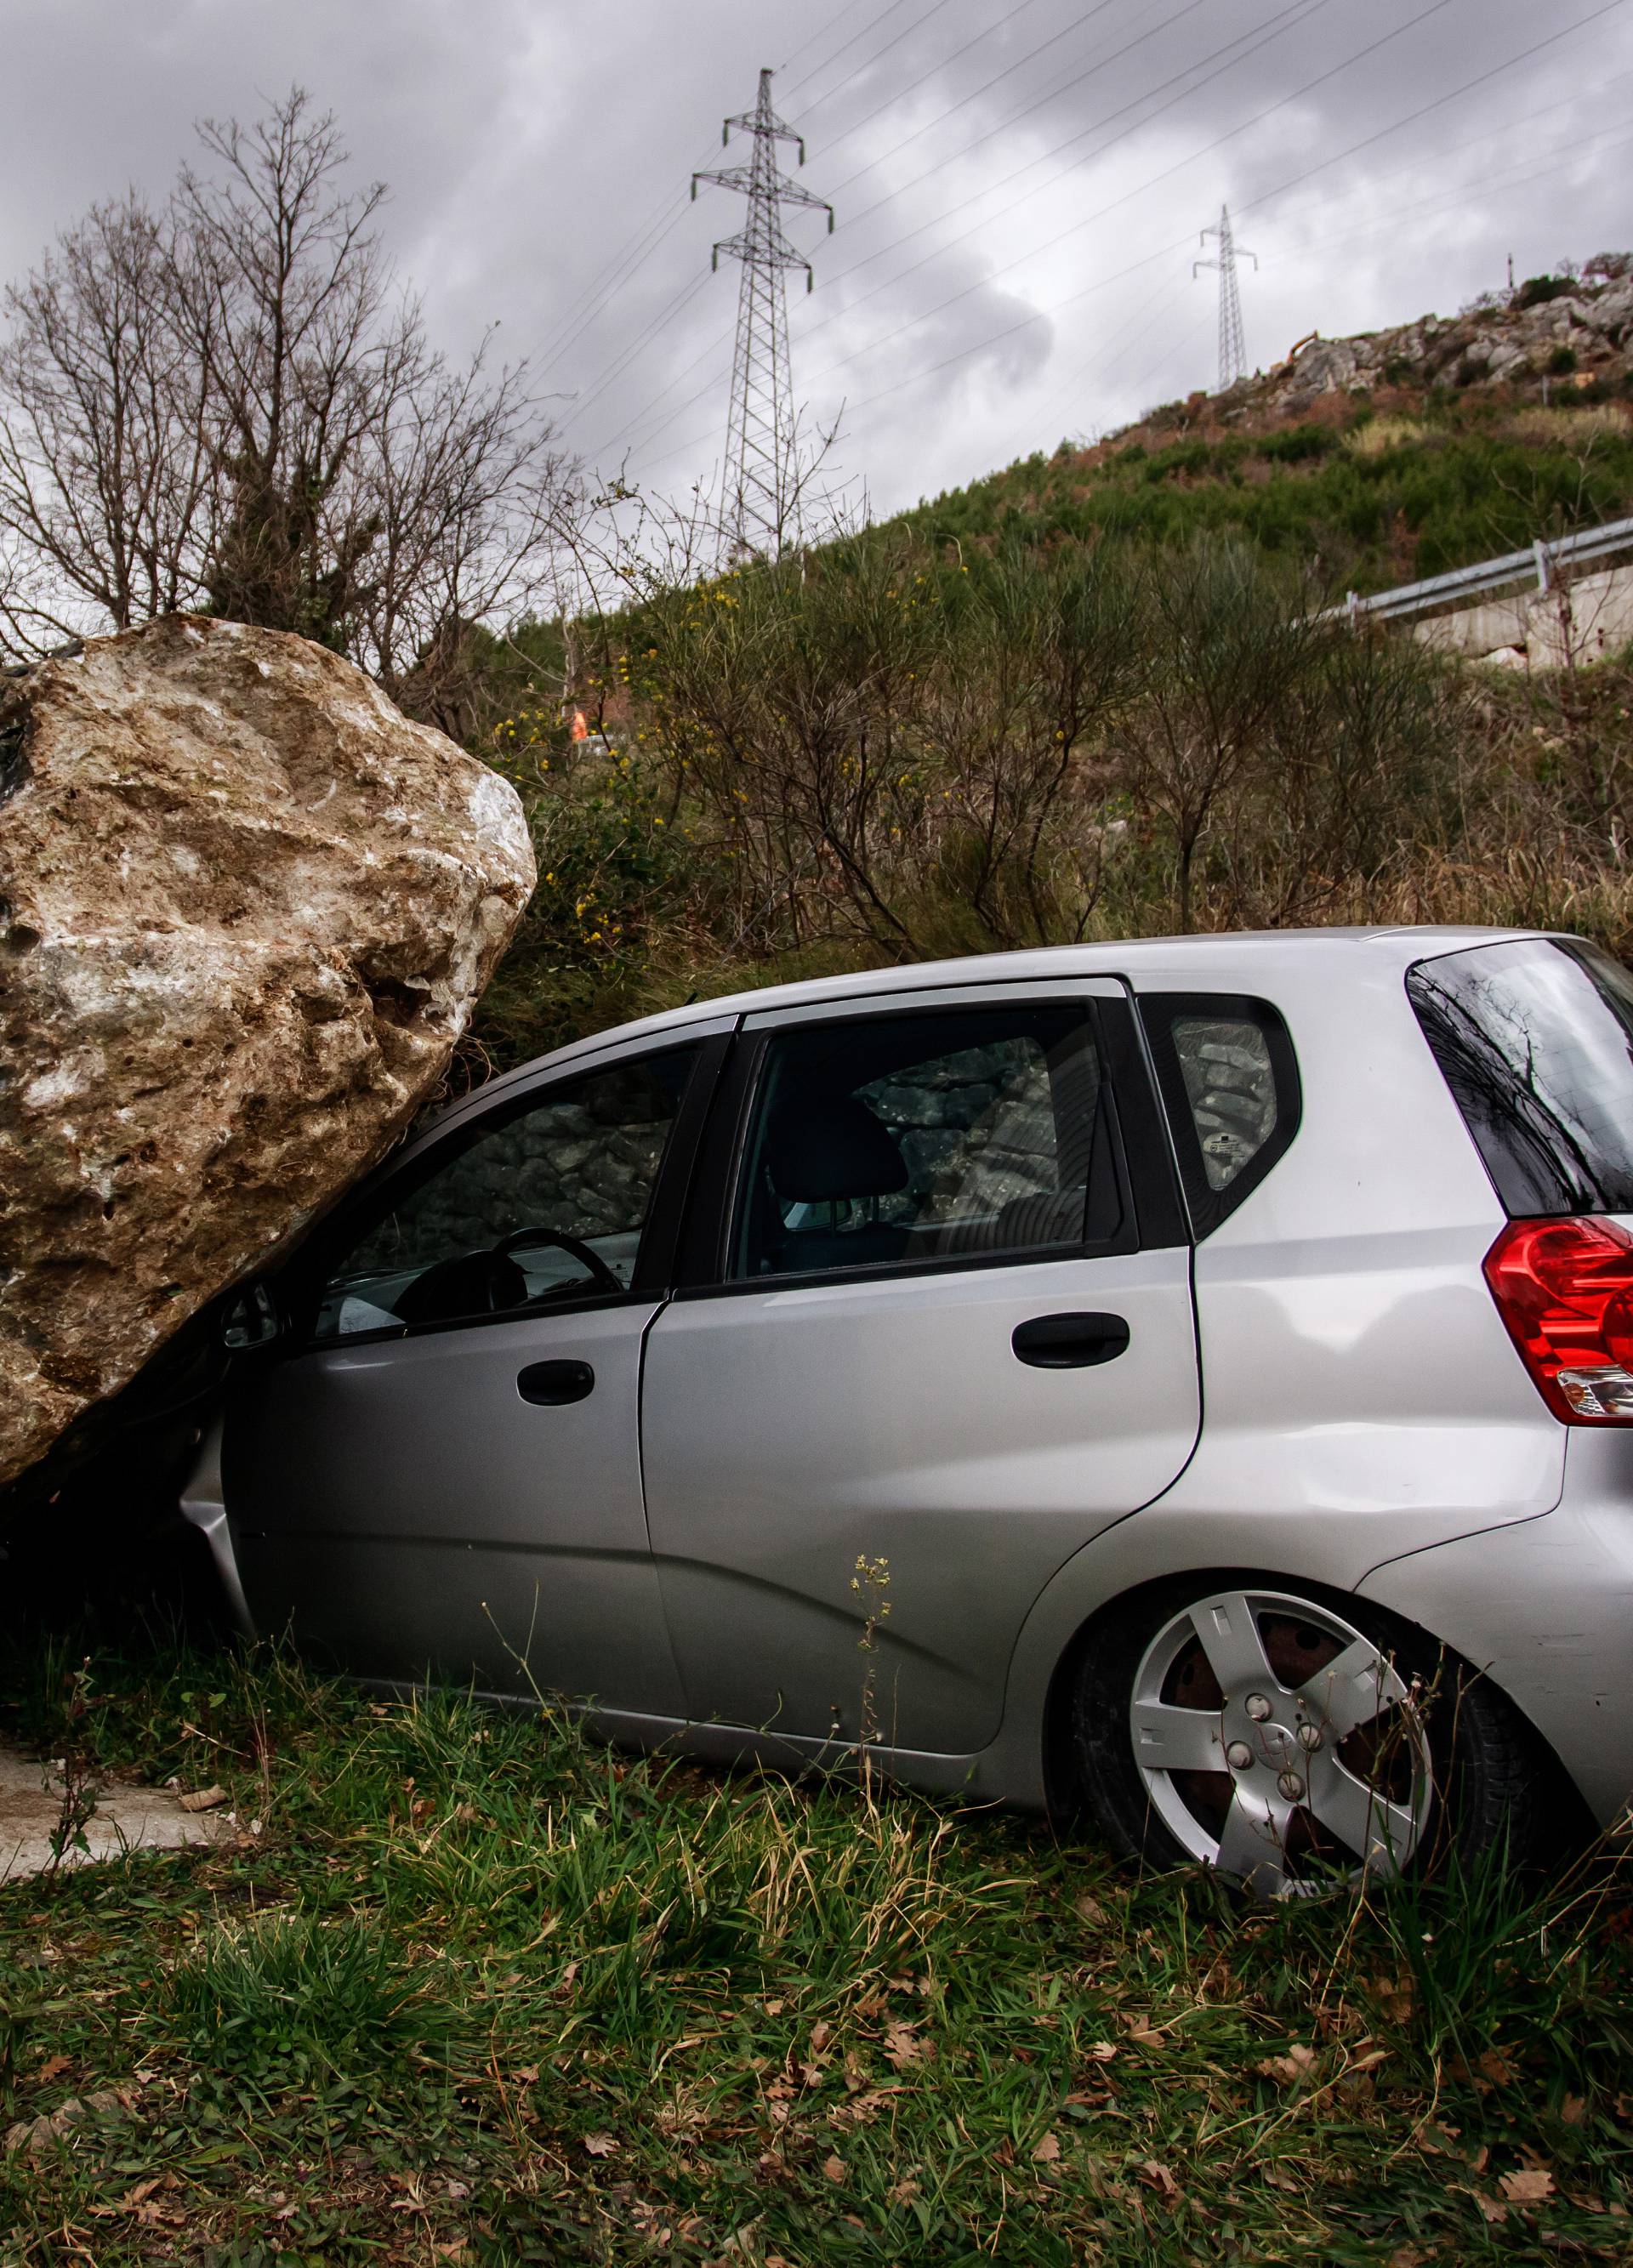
[493,1224,623,1296]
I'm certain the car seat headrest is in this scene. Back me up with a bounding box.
[767,1095,909,1203]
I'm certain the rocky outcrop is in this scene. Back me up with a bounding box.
[1239,253,1633,415]
[0,616,535,1486]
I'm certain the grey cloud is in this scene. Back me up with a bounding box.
[2,0,1630,524]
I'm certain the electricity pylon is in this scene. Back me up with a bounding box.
[692,68,834,560]
[1194,205,1258,392]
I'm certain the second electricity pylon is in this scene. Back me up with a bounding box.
[692,68,833,561]
[1194,205,1258,393]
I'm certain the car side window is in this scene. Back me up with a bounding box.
[313,1049,697,1339]
[1141,994,1300,1235]
[730,1004,1121,1282]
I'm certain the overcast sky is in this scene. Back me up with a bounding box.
[3,0,1631,522]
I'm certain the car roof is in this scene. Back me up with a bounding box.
[467,924,1551,1109]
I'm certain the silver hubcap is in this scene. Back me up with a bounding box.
[1129,1589,1434,1896]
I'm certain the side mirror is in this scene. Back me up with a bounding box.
[220,1281,282,1351]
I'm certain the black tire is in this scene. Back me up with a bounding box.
[1069,1573,1555,1889]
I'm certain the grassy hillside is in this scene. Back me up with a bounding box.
[453,302,1633,1077]
[901,399,1633,597]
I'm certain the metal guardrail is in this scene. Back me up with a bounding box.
[1335,513,1633,625]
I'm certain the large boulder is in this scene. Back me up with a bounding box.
[0,615,535,1487]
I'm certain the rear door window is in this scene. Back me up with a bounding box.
[1141,995,1300,1235]
[729,1003,1124,1282]
[1408,937,1633,1214]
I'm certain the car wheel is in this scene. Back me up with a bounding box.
[1071,1578,1546,1895]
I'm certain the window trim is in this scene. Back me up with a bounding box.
[673,991,1167,1300]
[276,1034,729,1353]
[1137,992,1302,1239]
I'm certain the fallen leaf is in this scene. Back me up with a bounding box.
[1477,2048,1516,2088]
[1471,2192,1508,2225]
[889,2176,919,2203]
[1140,2159,1181,2198]
[582,2134,619,2159]
[764,1999,786,2017]
[822,2154,845,2184]
[1074,1893,1106,1924]
[1499,2168,1555,2204]
[1032,2132,1061,2163]
[176,1784,228,1813]
[1084,2040,1118,2063]
[1258,2043,1319,2084]
[121,2180,162,2208]
[809,2020,834,2052]
[883,2022,926,2069]
[1561,2093,1587,2125]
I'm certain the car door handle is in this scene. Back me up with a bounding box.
[517,1359,595,1406]
[1011,1312,1130,1368]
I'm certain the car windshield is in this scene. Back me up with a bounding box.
[1408,936,1633,1214]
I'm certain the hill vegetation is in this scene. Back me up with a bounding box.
[467,293,1633,1072]
[904,401,1633,595]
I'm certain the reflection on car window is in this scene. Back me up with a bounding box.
[731,1005,1118,1282]
[314,1050,695,1339]
[1141,994,1298,1234]
[1408,939,1633,1214]
[1171,1018,1278,1192]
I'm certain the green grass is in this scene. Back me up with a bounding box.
[894,405,1633,595]
[2,1636,1630,2265]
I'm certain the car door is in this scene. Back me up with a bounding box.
[222,1029,727,1716]
[640,979,1201,1758]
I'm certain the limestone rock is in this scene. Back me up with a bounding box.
[0,615,535,1486]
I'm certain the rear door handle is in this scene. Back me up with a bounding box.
[517,1359,595,1406]
[1011,1311,1129,1368]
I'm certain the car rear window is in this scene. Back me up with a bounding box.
[1140,994,1300,1235]
[1407,937,1633,1214]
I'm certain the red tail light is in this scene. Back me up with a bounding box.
[1483,1215,1633,1423]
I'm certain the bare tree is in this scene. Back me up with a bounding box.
[0,89,577,725]
[0,194,214,651]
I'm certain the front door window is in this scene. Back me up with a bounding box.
[314,1049,697,1340]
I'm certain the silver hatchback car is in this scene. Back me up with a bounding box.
[190,927,1633,1893]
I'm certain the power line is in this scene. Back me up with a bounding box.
[618,0,1444,474]
[596,0,1283,464]
[780,0,941,108]
[808,0,1323,331]
[826,0,1187,201]
[777,0,879,81]
[839,0,1630,423]
[793,0,963,118]
[1011,72,1633,458]
[627,0,1628,481]
[538,0,925,398]
[814,0,1065,161]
